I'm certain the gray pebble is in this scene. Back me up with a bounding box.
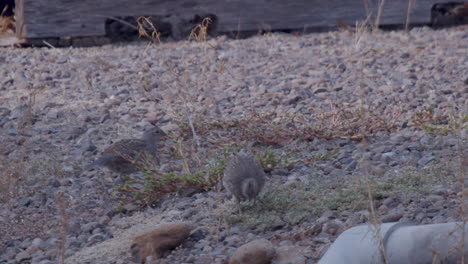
[417,153,435,167]
[87,233,106,245]
[15,251,32,263]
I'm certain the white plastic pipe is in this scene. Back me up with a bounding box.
[318,222,468,264]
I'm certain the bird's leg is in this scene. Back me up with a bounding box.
[236,198,243,215]
[105,170,112,181]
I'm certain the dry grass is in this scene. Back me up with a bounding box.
[360,138,389,263]
[374,0,386,31]
[0,84,67,202]
[0,88,37,201]
[136,16,161,44]
[411,105,467,135]
[405,0,416,31]
[188,16,213,42]
[0,4,15,36]
[455,141,467,263]
[172,104,401,148]
[56,191,70,264]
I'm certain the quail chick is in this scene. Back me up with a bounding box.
[223,151,266,213]
[87,125,167,175]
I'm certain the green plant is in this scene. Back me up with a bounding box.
[206,155,228,186]
[255,147,284,172]
[223,182,317,231]
[221,164,456,230]
[313,148,339,161]
[114,148,234,207]
[115,171,208,207]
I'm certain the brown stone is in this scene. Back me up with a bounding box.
[131,223,193,263]
[229,239,275,264]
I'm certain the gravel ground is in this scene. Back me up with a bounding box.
[0,26,467,264]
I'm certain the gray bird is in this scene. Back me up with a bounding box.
[223,151,266,213]
[86,125,167,175]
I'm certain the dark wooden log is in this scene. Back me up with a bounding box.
[5,0,463,43]
[431,2,468,27]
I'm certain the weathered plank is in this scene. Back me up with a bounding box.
[18,0,459,39]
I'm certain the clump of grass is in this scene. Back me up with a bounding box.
[0,156,26,201]
[312,148,339,161]
[114,149,233,207]
[411,106,467,135]
[320,165,455,211]
[255,147,285,172]
[115,170,208,207]
[224,182,317,231]
[0,87,44,201]
[55,191,69,264]
[206,154,228,186]
[222,164,456,230]
[29,152,66,179]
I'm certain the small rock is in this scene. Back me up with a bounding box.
[31,238,48,251]
[381,152,396,163]
[15,251,32,263]
[38,260,54,264]
[417,153,435,167]
[322,220,344,236]
[47,178,61,188]
[81,221,101,233]
[427,194,444,203]
[272,245,306,264]
[189,228,206,241]
[224,235,241,246]
[380,211,404,223]
[121,203,138,214]
[414,211,427,222]
[80,137,97,153]
[314,88,328,94]
[382,197,399,209]
[17,197,32,207]
[87,233,106,245]
[229,239,275,264]
[345,160,357,171]
[271,168,289,176]
[3,246,17,260]
[131,222,193,263]
[67,126,87,140]
[400,53,410,59]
